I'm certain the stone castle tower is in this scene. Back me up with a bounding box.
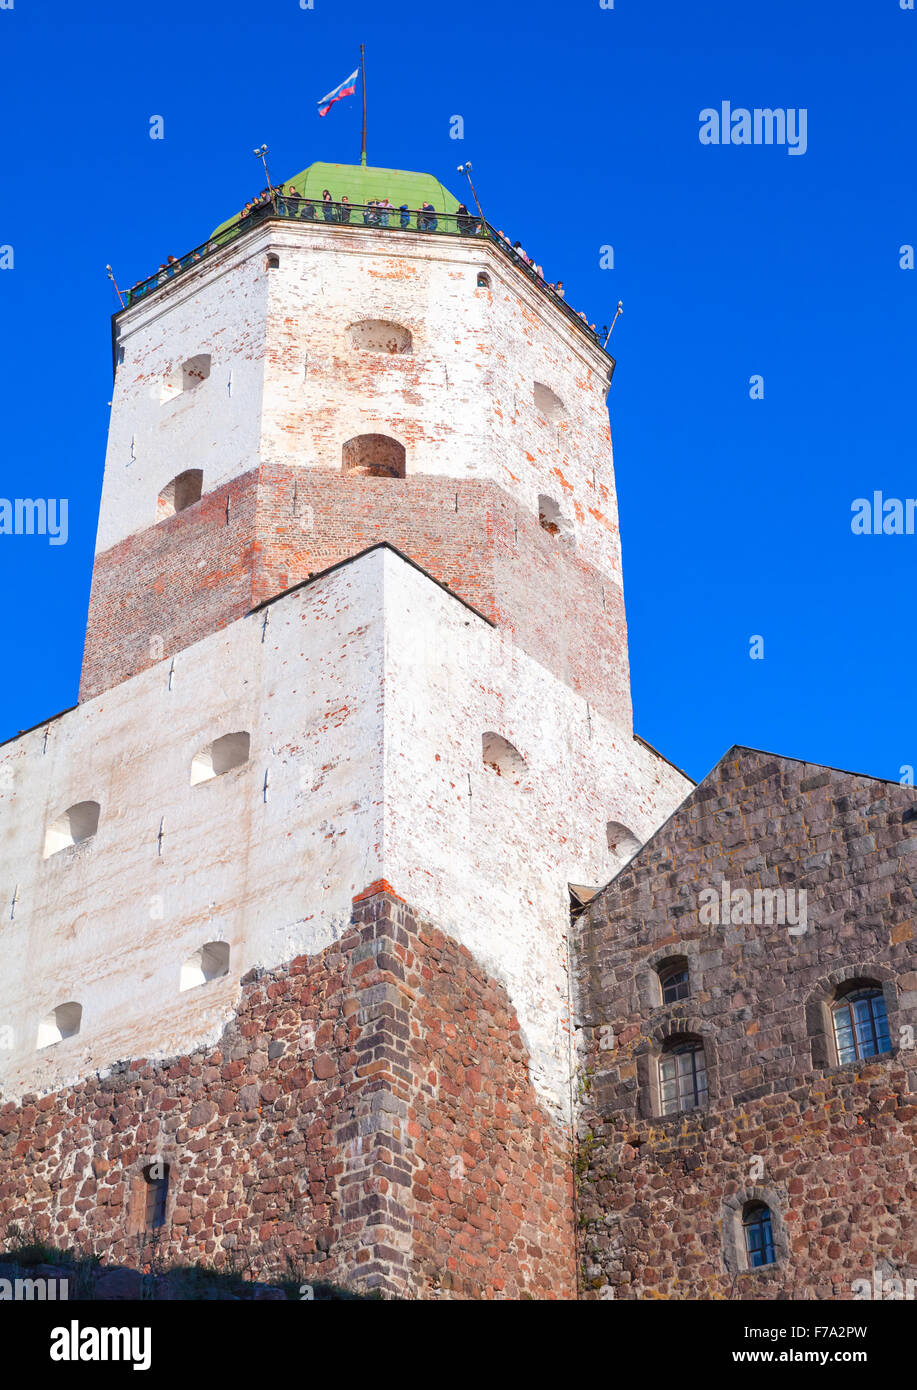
[0,160,690,1297]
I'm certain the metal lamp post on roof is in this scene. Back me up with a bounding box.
[603,302,623,350]
[106,264,124,309]
[253,143,275,196]
[456,161,485,226]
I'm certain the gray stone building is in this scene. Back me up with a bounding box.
[574,746,917,1299]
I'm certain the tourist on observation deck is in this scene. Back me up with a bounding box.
[420,201,437,231]
[286,185,301,215]
[322,189,335,222]
[555,280,565,299]
[399,204,411,229]
[378,197,393,227]
[250,191,271,223]
[457,203,474,235]
[340,195,352,224]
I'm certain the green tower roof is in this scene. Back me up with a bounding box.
[212,161,462,236]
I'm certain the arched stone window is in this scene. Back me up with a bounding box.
[637,948,696,1012]
[657,956,690,1005]
[342,434,406,478]
[482,731,526,783]
[742,1203,775,1268]
[266,252,280,270]
[43,801,100,858]
[190,731,250,786]
[805,967,898,1069]
[722,1188,789,1275]
[348,320,412,354]
[157,469,203,520]
[180,941,230,992]
[476,272,491,289]
[533,381,566,423]
[831,984,891,1064]
[638,1019,716,1118]
[658,1036,707,1115]
[37,1001,82,1048]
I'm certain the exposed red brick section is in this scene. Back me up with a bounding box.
[0,889,573,1299]
[353,879,405,903]
[80,471,260,701]
[573,747,917,1299]
[80,467,631,728]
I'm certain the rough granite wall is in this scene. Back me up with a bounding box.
[0,888,574,1299]
[573,747,917,1299]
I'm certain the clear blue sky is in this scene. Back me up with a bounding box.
[1,0,915,785]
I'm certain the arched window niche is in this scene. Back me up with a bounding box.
[43,801,100,858]
[341,434,406,478]
[722,1188,790,1276]
[482,731,526,784]
[533,380,566,423]
[605,820,641,871]
[37,1001,82,1049]
[190,731,250,786]
[347,320,412,354]
[180,941,230,992]
[157,469,203,520]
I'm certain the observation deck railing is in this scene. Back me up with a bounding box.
[121,195,613,360]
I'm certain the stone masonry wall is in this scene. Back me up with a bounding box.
[573,747,917,1299]
[0,888,574,1299]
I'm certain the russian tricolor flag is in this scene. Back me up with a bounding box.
[317,68,359,117]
